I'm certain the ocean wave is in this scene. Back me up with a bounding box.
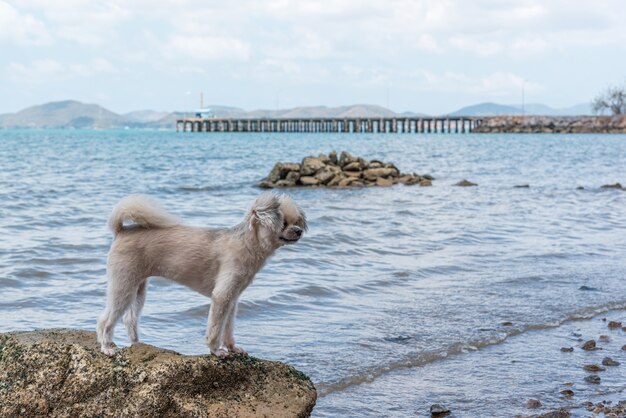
[316,300,626,397]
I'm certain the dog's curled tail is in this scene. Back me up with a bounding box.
[108,195,180,237]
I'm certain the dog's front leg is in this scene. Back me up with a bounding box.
[223,301,247,355]
[206,281,238,357]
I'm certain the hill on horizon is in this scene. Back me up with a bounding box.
[0,100,595,129]
[449,102,592,117]
[0,100,129,129]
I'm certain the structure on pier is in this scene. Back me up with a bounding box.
[175,117,483,134]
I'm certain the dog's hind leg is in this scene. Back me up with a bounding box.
[97,271,140,356]
[123,280,147,344]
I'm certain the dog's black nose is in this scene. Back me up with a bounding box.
[293,226,303,237]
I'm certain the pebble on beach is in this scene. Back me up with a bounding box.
[601,357,620,366]
[560,389,574,398]
[527,399,542,408]
[584,374,601,384]
[607,321,622,329]
[430,404,451,416]
[598,335,610,342]
[583,364,606,372]
[581,340,597,351]
[560,347,573,352]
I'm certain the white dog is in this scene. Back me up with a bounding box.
[96,193,306,357]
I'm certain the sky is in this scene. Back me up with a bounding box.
[1,0,625,115]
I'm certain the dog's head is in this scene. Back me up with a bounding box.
[248,193,307,248]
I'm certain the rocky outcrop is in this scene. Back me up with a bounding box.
[0,329,316,418]
[473,115,626,133]
[259,151,432,188]
[455,179,477,187]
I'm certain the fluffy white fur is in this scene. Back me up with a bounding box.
[96,193,306,357]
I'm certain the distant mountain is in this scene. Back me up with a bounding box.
[123,110,170,123]
[0,100,128,128]
[448,102,522,117]
[0,100,595,129]
[448,102,593,117]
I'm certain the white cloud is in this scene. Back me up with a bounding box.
[162,35,251,62]
[7,58,117,83]
[0,1,50,45]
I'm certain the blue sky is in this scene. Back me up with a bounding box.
[1,0,625,114]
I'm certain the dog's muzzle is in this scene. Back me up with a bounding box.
[280,226,303,243]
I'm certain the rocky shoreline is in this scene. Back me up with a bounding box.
[258,151,432,189]
[473,115,626,134]
[0,329,317,417]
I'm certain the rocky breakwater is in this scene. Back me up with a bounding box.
[258,151,432,188]
[473,115,626,134]
[0,329,316,418]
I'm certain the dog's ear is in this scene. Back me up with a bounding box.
[249,193,282,231]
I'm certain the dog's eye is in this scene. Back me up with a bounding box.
[283,220,288,229]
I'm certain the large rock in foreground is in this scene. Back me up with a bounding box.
[0,329,316,417]
[259,150,432,188]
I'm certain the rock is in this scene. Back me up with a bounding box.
[578,285,598,291]
[300,157,326,176]
[367,161,383,169]
[623,344,626,351]
[536,410,571,418]
[286,171,301,183]
[0,329,316,417]
[430,403,451,415]
[582,340,597,350]
[514,184,530,188]
[560,389,574,397]
[422,174,434,181]
[419,179,432,187]
[599,335,610,342]
[266,162,301,182]
[343,161,362,172]
[274,179,296,188]
[576,186,585,190]
[397,175,420,185]
[327,173,346,187]
[363,167,396,180]
[344,171,362,178]
[583,364,606,372]
[602,357,620,366]
[455,179,477,187]
[328,150,337,165]
[317,153,331,164]
[584,374,601,384]
[375,177,394,187]
[338,151,358,167]
[527,398,542,408]
[607,321,622,329]
[314,166,340,185]
[338,177,356,187]
[299,176,320,186]
[601,183,623,189]
[560,347,574,352]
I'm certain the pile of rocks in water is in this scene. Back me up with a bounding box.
[258,151,432,188]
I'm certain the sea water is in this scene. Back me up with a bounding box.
[1,130,625,417]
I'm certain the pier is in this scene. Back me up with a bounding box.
[175,117,483,133]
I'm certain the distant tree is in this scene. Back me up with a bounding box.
[592,84,626,115]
